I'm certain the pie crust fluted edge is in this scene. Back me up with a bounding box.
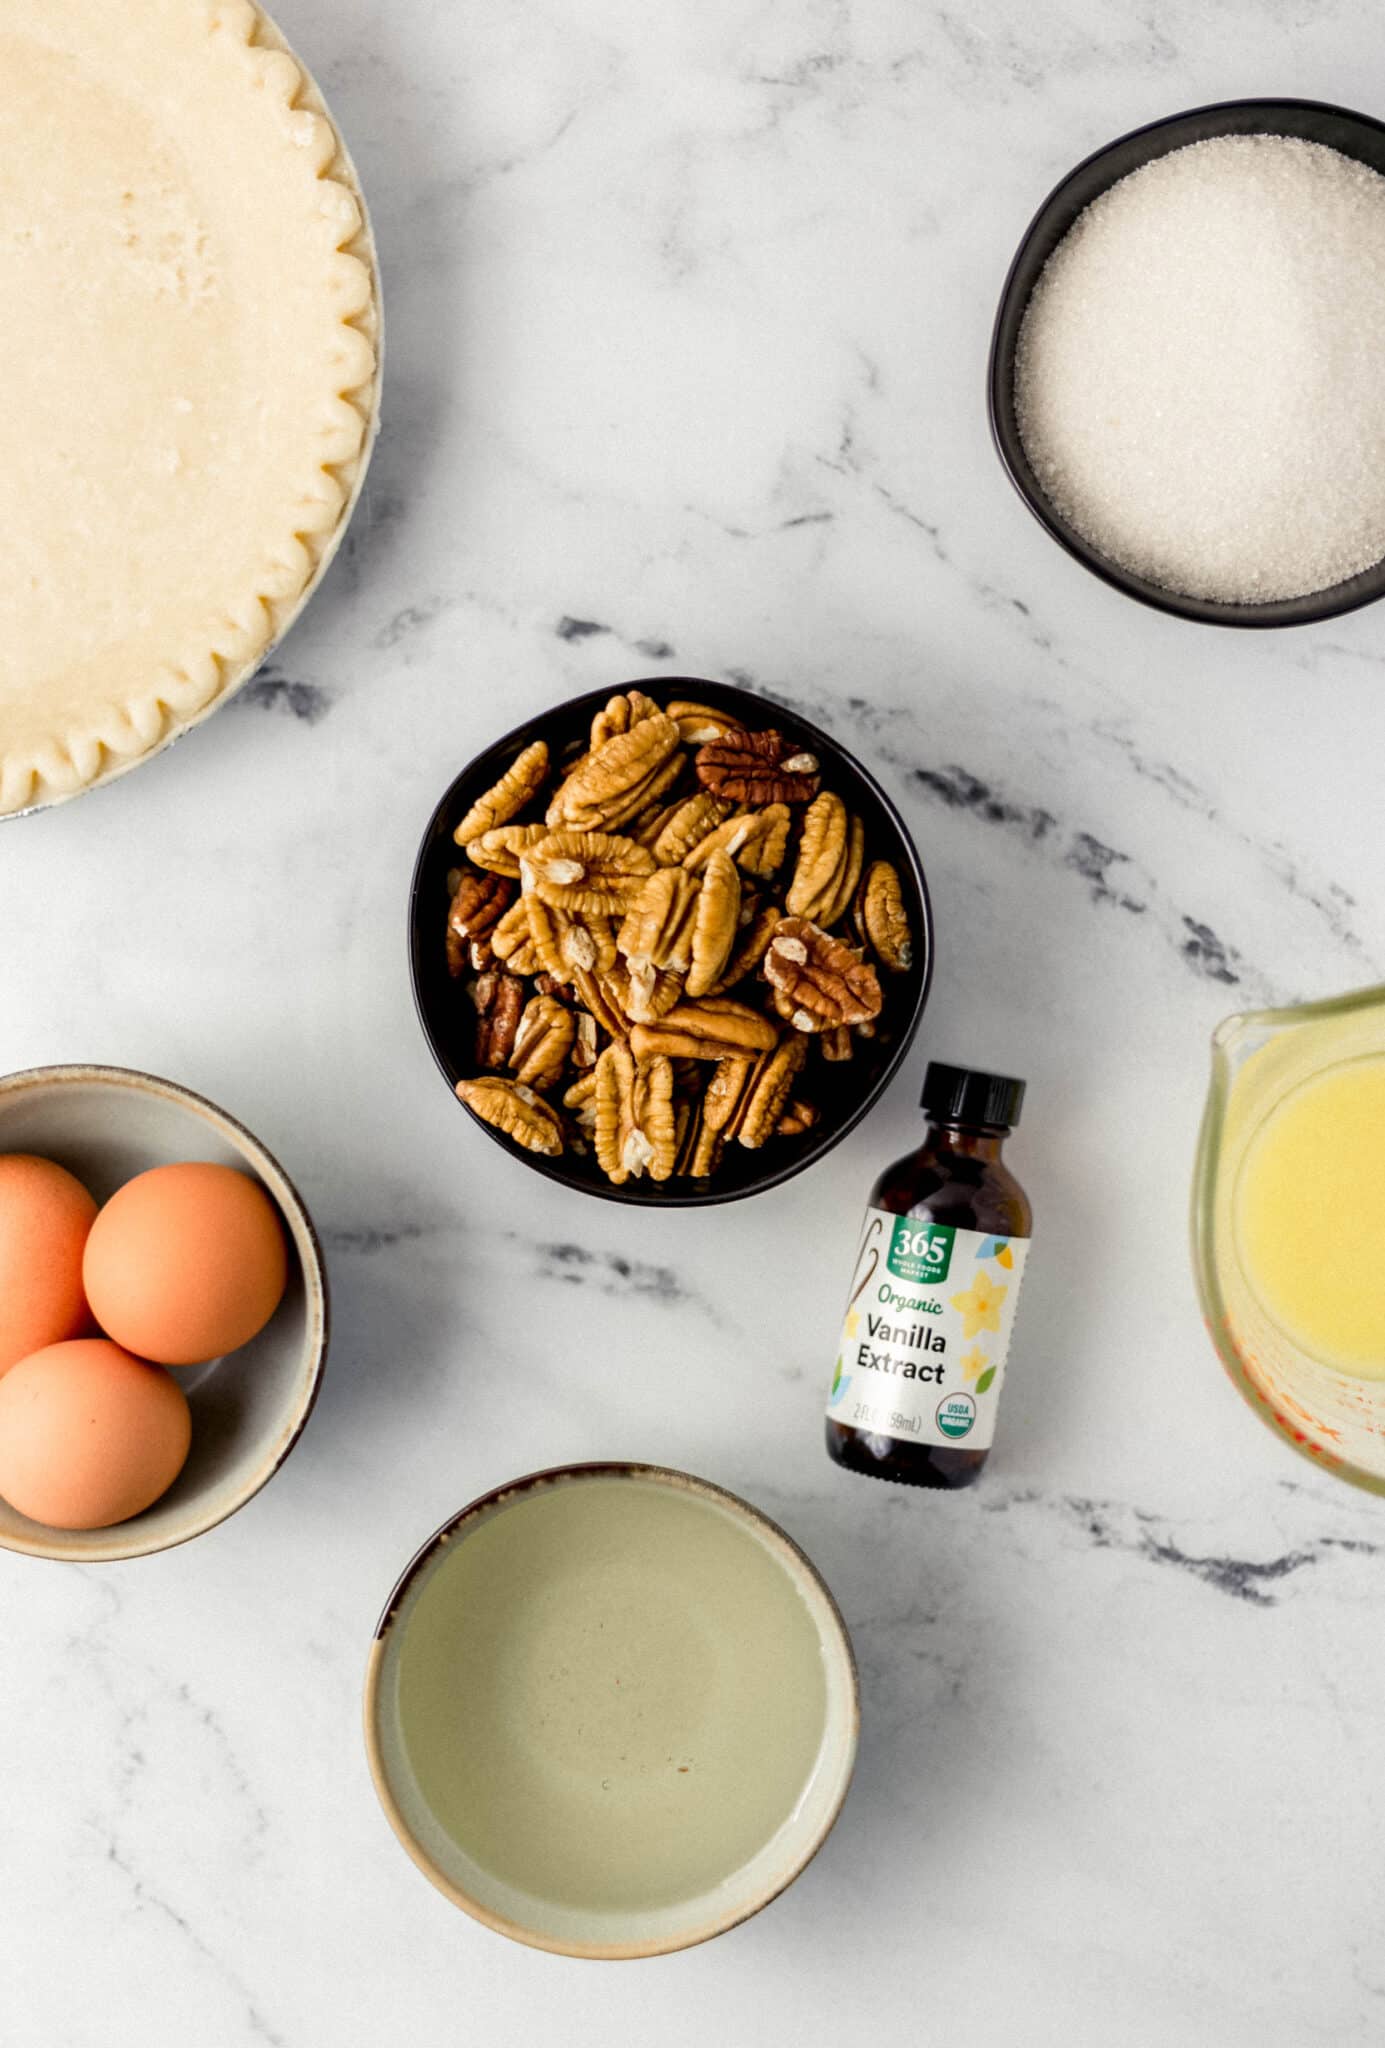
[0,0,383,820]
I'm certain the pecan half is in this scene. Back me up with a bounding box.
[703,1055,756,1137]
[526,897,618,983]
[775,1096,820,1137]
[511,994,575,1091]
[626,748,686,821]
[564,1071,597,1112]
[824,814,866,928]
[629,798,685,848]
[594,1043,676,1184]
[470,971,526,1068]
[675,1053,752,1176]
[675,1092,723,1178]
[651,791,732,865]
[571,965,629,1040]
[682,805,790,879]
[465,823,550,878]
[524,830,656,917]
[736,1034,807,1149]
[665,699,742,744]
[629,998,779,1062]
[523,895,571,981]
[855,859,914,973]
[455,1076,564,1155]
[547,714,682,832]
[787,792,864,928]
[821,1024,854,1061]
[453,740,549,845]
[763,917,882,1031]
[571,1011,599,1069]
[612,957,686,1025]
[568,914,619,977]
[492,896,542,975]
[590,688,663,750]
[618,867,701,976]
[695,729,820,805]
[685,847,740,998]
[687,1119,724,1176]
[448,868,513,940]
[707,901,780,994]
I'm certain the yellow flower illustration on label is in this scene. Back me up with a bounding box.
[950,1267,1006,1339]
[960,1345,988,1384]
[844,1307,862,1340]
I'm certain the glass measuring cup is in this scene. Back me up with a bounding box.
[1192,982,1385,1491]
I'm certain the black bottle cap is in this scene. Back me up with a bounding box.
[921,1062,1025,1131]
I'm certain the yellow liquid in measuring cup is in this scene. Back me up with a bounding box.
[1234,1056,1385,1376]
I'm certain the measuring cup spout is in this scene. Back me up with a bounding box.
[1191,979,1385,1492]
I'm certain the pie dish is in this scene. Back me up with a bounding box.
[0,0,381,817]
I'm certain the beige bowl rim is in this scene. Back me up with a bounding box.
[363,1460,861,1960]
[0,1061,329,1562]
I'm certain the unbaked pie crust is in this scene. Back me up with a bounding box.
[0,0,381,816]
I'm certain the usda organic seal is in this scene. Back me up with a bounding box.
[935,1392,976,1440]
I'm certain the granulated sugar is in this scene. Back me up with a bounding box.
[1015,134,1385,603]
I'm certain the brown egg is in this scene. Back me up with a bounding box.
[0,1154,97,1379]
[0,1338,191,1529]
[83,1161,288,1367]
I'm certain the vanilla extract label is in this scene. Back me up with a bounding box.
[826,1209,1029,1450]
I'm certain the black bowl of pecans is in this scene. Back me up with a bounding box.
[409,679,933,1205]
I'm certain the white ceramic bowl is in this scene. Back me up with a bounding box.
[0,1064,328,1562]
[365,1463,859,1959]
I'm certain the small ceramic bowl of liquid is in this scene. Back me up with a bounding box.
[364,1463,859,1957]
[1193,983,1385,1489]
[0,1064,328,1561]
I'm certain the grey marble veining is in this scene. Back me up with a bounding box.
[3,2,1385,2043]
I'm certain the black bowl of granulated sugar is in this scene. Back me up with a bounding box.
[989,98,1385,628]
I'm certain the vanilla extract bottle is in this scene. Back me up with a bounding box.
[826,1063,1032,1489]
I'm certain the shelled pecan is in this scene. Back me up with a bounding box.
[763,918,882,1031]
[855,859,914,973]
[454,1077,563,1155]
[470,971,524,1068]
[547,715,683,832]
[682,804,790,879]
[594,1042,677,1184]
[511,994,575,1091]
[453,741,549,845]
[695,730,820,806]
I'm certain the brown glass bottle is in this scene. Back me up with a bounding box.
[826,1063,1031,1489]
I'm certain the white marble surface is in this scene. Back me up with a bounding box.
[4,1,1385,2041]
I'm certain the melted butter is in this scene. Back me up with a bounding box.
[1234,1056,1385,1376]
[395,1476,830,1914]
